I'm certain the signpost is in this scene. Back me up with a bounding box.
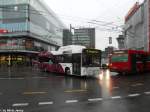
[8,55,11,66]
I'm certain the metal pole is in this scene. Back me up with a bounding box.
[70,24,72,45]
[8,55,11,66]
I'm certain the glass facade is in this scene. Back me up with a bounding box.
[72,28,95,48]
[0,4,29,32]
[0,0,64,51]
[29,0,64,46]
[0,0,29,5]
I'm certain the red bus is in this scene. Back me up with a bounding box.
[109,50,150,74]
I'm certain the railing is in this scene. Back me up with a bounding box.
[0,45,44,53]
[0,46,25,50]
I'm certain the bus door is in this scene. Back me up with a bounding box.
[72,54,81,75]
[131,54,137,73]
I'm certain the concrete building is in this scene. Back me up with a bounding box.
[124,1,150,52]
[0,0,64,66]
[72,28,95,48]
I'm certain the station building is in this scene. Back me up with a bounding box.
[0,0,65,66]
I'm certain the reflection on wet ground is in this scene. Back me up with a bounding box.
[0,67,150,112]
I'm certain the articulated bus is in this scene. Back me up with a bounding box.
[37,45,102,77]
[36,51,54,71]
[109,50,150,74]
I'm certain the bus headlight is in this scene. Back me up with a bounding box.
[109,64,112,67]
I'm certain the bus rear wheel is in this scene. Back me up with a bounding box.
[65,68,70,75]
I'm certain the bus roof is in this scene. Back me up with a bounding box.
[51,50,62,55]
[52,45,86,55]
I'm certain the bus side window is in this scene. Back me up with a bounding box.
[64,54,72,63]
[145,55,150,61]
[72,54,80,63]
[48,60,53,64]
[136,54,142,62]
[56,55,64,63]
[60,56,64,63]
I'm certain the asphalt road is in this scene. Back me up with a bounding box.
[0,66,150,112]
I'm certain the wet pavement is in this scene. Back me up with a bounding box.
[0,66,150,112]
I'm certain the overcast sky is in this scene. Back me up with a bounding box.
[44,0,144,50]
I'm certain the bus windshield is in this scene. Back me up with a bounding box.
[111,54,128,62]
[82,49,101,67]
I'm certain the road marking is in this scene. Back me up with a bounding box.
[23,91,47,95]
[32,77,47,79]
[0,78,9,80]
[0,78,24,80]
[88,98,103,102]
[12,78,25,80]
[144,91,150,95]
[65,89,87,93]
[38,102,53,105]
[12,103,29,107]
[128,93,140,97]
[131,83,143,87]
[65,100,78,103]
[0,77,48,80]
[111,96,121,99]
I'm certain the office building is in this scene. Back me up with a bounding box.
[72,28,95,48]
[63,29,72,46]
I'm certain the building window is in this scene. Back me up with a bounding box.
[14,6,18,11]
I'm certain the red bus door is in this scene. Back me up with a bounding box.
[131,54,137,73]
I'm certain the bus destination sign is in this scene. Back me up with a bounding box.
[84,49,100,54]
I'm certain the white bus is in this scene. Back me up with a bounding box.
[50,45,102,77]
